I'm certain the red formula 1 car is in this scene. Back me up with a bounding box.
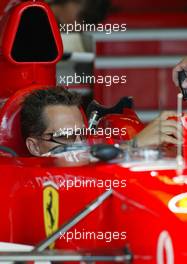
[0,1,187,264]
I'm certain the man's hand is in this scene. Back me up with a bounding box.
[136,111,178,147]
[173,57,187,88]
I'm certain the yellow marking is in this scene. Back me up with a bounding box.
[43,185,59,249]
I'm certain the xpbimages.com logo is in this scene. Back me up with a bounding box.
[54,126,127,139]
[60,21,127,34]
[36,173,127,191]
[59,73,127,87]
[60,229,127,243]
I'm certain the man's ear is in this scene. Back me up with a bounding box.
[26,137,41,156]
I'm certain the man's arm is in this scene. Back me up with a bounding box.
[132,111,178,147]
[173,57,187,88]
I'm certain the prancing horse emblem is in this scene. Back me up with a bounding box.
[47,191,55,229]
[43,182,59,249]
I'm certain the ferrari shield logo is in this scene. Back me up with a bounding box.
[43,182,59,249]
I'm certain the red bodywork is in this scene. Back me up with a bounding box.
[0,0,63,99]
[0,1,187,264]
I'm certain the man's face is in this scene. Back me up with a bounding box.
[26,105,85,156]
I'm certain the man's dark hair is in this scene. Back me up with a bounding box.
[21,87,81,139]
[50,0,111,24]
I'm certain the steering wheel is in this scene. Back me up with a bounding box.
[0,145,18,157]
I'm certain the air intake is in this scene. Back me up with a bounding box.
[11,7,58,62]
